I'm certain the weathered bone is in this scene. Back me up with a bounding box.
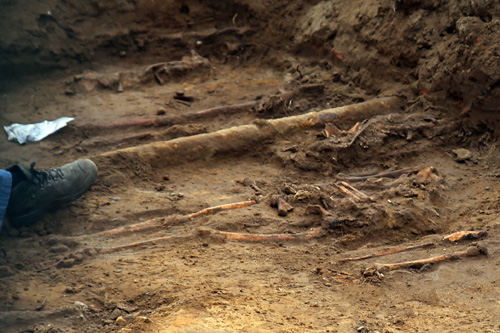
[339,242,434,262]
[363,244,487,276]
[96,97,402,167]
[443,230,487,242]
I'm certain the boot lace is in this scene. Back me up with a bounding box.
[29,162,65,188]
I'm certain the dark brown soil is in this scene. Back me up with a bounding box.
[1,1,500,332]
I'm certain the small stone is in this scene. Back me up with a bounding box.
[115,316,127,326]
[276,196,293,217]
[69,251,85,262]
[117,81,124,93]
[485,186,490,190]
[49,244,70,253]
[56,258,76,268]
[282,184,297,195]
[65,89,76,96]
[110,308,122,320]
[64,287,77,294]
[134,316,152,324]
[46,234,64,246]
[117,303,138,313]
[74,301,89,311]
[452,148,472,162]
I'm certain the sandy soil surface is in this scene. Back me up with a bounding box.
[1,0,500,332]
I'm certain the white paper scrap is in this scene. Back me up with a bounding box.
[3,117,74,144]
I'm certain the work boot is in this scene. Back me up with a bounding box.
[6,159,98,228]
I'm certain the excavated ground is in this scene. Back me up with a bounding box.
[1,0,500,332]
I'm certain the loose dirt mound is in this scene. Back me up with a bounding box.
[1,0,500,332]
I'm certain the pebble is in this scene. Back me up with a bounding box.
[115,316,127,326]
[83,248,98,256]
[74,301,89,311]
[110,308,122,320]
[64,287,77,294]
[49,244,70,253]
[134,316,152,324]
[56,258,76,268]
[452,148,472,162]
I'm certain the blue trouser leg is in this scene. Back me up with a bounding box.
[0,170,12,230]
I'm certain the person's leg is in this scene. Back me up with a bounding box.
[0,170,13,230]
